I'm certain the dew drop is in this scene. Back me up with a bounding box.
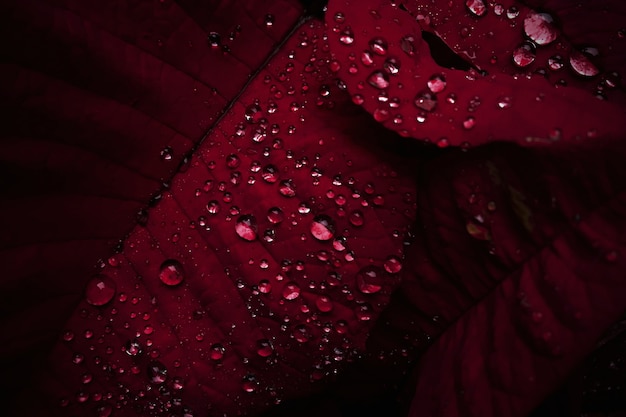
[124,339,142,356]
[316,295,333,312]
[569,50,600,77]
[310,215,335,241]
[208,32,221,48]
[147,361,168,384]
[497,96,512,109]
[292,324,312,342]
[244,104,263,123]
[466,0,487,17]
[463,116,476,130]
[400,35,417,56]
[278,179,296,197]
[373,108,390,122]
[261,164,279,183]
[352,94,364,105]
[506,6,519,19]
[85,274,116,306]
[235,215,258,241]
[368,70,390,89]
[160,146,173,161]
[206,200,220,214]
[282,282,301,300]
[512,42,536,67]
[209,343,225,361]
[383,57,401,74]
[427,74,447,93]
[414,90,437,112]
[159,259,185,286]
[523,12,558,46]
[384,256,402,273]
[349,210,364,227]
[264,13,274,27]
[334,12,345,23]
[339,28,355,45]
[226,154,240,169]
[242,374,259,393]
[369,37,388,55]
[548,55,564,71]
[256,339,274,357]
[356,265,385,294]
[361,50,374,66]
[355,303,374,321]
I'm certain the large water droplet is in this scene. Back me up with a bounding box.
[356,266,385,294]
[242,374,259,393]
[383,57,401,75]
[512,42,536,67]
[523,12,558,46]
[315,295,333,312]
[124,339,142,356]
[262,164,279,183]
[400,35,417,56]
[209,343,225,361]
[466,0,487,17]
[159,259,185,286]
[256,339,274,357]
[85,274,116,306]
[368,70,390,89]
[361,50,374,66]
[235,215,258,241]
[310,215,335,241]
[384,256,403,273]
[267,207,284,224]
[147,361,168,384]
[569,50,599,77]
[414,90,437,112]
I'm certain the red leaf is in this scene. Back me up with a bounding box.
[325,0,626,146]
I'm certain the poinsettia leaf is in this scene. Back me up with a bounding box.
[0,0,303,411]
[8,16,424,416]
[324,0,626,146]
[366,140,626,417]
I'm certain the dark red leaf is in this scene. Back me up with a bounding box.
[325,0,626,146]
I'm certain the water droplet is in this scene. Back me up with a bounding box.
[384,256,402,273]
[569,50,599,77]
[208,32,221,48]
[356,266,385,294]
[242,374,259,392]
[235,215,258,241]
[361,50,374,66]
[159,259,185,286]
[311,215,335,241]
[548,54,564,71]
[497,96,513,109]
[278,179,296,197]
[292,324,312,342]
[368,70,390,89]
[506,6,519,19]
[348,210,365,227]
[512,42,536,67]
[466,0,487,17]
[264,13,274,27]
[352,94,364,105]
[369,37,388,55]
[523,12,558,46]
[85,274,116,306]
[400,35,417,56]
[427,74,447,93]
[147,361,168,384]
[244,104,263,123]
[124,339,142,356]
[160,146,173,161]
[373,108,390,122]
[282,282,301,300]
[226,154,240,169]
[334,12,345,23]
[414,90,437,112]
[463,116,476,129]
[466,221,491,240]
[383,57,401,74]
[266,207,284,224]
[261,164,279,183]
[316,295,333,312]
[256,339,274,357]
[209,343,225,361]
[494,4,504,15]
[355,303,374,321]
[339,28,355,45]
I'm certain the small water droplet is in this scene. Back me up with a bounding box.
[311,215,335,241]
[548,54,564,71]
[334,12,345,23]
[235,215,258,241]
[369,37,388,55]
[267,207,284,224]
[147,361,168,384]
[349,210,365,226]
[355,303,374,321]
[256,339,274,357]
[209,343,225,361]
[352,94,364,105]
[278,179,296,197]
[414,90,437,112]
[159,259,185,286]
[282,282,301,300]
[497,96,513,109]
[124,339,142,356]
[208,32,221,48]
[292,324,312,342]
[261,164,279,183]
[356,265,385,294]
[463,116,476,129]
[368,70,390,89]
[244,104,263,123]
[242,374,259,392]
[523,12,558,46]
[383,256,402,273]
[339,28,355,45]
[315,295,333,312]
[466,0,487,17]
[383,57,401,74]
[361,50,374,66]
[85,274,116,306]
[506,6,519,19]
[264,14,274,27]
[512,42,536,67]
[427,74,447,93]
[160,146,173,161]
[400,35,417,56]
